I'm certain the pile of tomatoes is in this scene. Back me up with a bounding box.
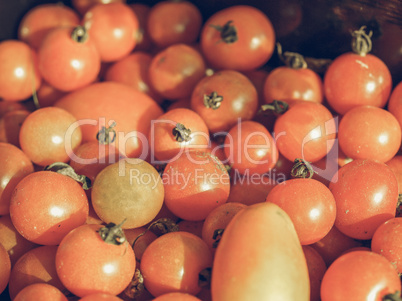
[1,0,402,300]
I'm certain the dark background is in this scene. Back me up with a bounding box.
[0,0,401,83]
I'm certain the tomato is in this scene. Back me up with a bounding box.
[82,3,139,62]
[273,101,336,163]
[19,107,82,166]
[0,40,42,102]
[56,223,135,297]
[72,0,126,16]
[91,159,164,229]
[200,5,275,71]
[320,251,401,301]
[152,292,202,301]
[79,292,124,301]
[386,155,402,193]
[147,0,202,48]
[0,109,30,147]
[54,81,163,159]
[324,53,392,115]
[178,220,204,238]
[148,43,206,100]
[224,120,278,175]
[0,142,34,215]
[201,202,246,255]
[0,215,38,266]
[162,151,230,221]
[263,66,324,104]
[129,3,153,51]
[13,283,67,301]
[211,202,310,300]
[0,101,29,117]
[338,105,401,163]
[371,217,402,273]
[149,108,210,163]
[302,246,327,301]
[36,81,67,108]
[266,178,336,244]
[8,245,67,300]
[0,244,11,295]
[18,3,80,49]
[103,51,162,103]
[123,226,157,262]
[10,171,89,245]
[140,231,212,297]
[190,70,258,133]
[387,80,402,130]
[329,159,399,240]
[38,25,100,92]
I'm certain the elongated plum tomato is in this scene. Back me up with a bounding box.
[55,224,136,297]
[211,202,309,300]
[91,158,164,229]
[200,5,275,71]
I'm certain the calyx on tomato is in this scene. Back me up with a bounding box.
[44,162,92,189]
[71,25,89,43]
[259,99,289,116]
[290,158,316,179]
[97,219,127,245]
[209,20,238,43]
[96,121,117,144]
[203,91,223,109]
[351,25,373,56]
[172,123,191,142]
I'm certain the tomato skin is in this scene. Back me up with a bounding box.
[320,251,401,301]
[0,244,11,295]
[324,53,392,115]
[72,0,126,16]
[153,292,202,301]
[56,224,136,297]
[387,81,402,130]
[211,202,309,300]
[10,171,89,245]
[329,159,399,240]
[200,5,275,71]
[302,246,326,301]
[13,283,68,301]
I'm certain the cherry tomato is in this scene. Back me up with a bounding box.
[36,81,67,108]
[0,142,34,215]
[153,292,202,301]
[71,0,127,16]
[224,120,278,175]
[0,244,11,295]
[162,150,230,221]
[129,3,153,51]
[91,159,164,229]
[273,101,336,163]
[263,66,324,104]
[178,220,204,238]
[200,5,275,71]
[56,224,136,297]
[387,80,402,130]
[0,40,42,102]
[147,0,202,48]
[329,159,399,240]
[123,227,157,262]
[211,202,309,300]
[320,251,401,301]
[18,3,80,49]
[338,105,401,163]
[79,293,124,301]
[386,155,402,194]
[190,70,258,133]
[324,53,392,115]
[10,171,89,245]
[149,108,210,163]
[148,43,206,100]
[0,109,30,147]
[266,178,336,244]
[140,231,212,297]
[19,107,82,166]
[8,245,67,300]
[13,283,68,301]
[371,217,402,273]
[302,245,327,301]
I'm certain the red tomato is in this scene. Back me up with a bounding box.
[149,108,210,163]
[147,0,202,48]
[263,66,324,104]
[162,151,230,221]
[386,155,402,194]
[18,3,80,49]
[0,109,29,147]
[338,105,401,163]
[302,246,327,301]
[56,224,136,297]
[329,159,399,240]
[0,244,11,295]
[266,178,336,244]
[19,107,82,166]
[71,0,127,16]
[13,283,67,301]
[35,81,67,108]
[10,171,89,245]
[0,40,42,102]
[79,293,124,301]
[153,292,202,301]
[8,245,67,300]
[211,202,310,300]
[54,81,163,159]
[140,231,212,297]
[0,142,34,215]
[371,217,402,273]
[177,220,204,238]
[273,101,336,163]
[123,227,157,262]
[129,3,153,51]
[82,3,139,62]
[224,120,278,175]
[387,80,402,130]
[200,5,275,71]
[324,52,392,115]
[148,43,206,100]
[190,70,258,133]
[320,251,401,301]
